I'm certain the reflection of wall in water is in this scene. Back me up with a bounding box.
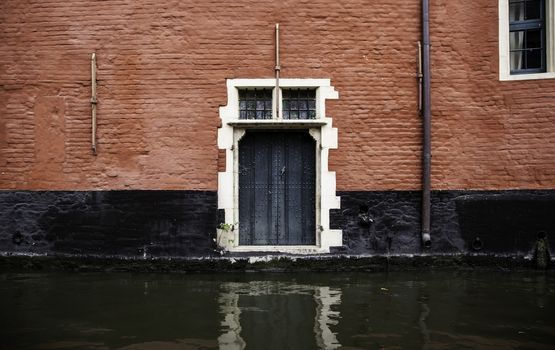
[217,282,342,350]
[218,291,246,350]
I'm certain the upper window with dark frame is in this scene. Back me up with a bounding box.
[282,88,316,120]
[509,0,546,74]
[239,88,273,120]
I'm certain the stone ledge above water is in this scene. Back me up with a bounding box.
[1,252,551,273]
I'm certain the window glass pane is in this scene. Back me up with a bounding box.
[282,88,316,119]
[525,0,541,20]
[510,51,524,70]
[510,1,524,21]
[509,0,546,74]
[510,31,524,50]
[526,29,541,48]
[238,88,273,119]
[526,49,542,68]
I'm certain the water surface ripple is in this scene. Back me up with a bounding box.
[1,271,554,349]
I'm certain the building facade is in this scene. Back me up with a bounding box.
[0,0,554,260]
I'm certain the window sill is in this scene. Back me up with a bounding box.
[500,72,555,81]
[227,119,327,128]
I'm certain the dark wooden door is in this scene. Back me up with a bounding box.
[239,131,316,245]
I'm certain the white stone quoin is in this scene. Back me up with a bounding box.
[217,78,342,254]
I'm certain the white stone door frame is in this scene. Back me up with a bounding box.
[217,78,342,254]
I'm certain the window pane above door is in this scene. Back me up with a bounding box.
[238,88,273,120]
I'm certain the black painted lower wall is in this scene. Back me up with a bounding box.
[0,189,553,260]
[0,191,218,257]
[331,190,555,256]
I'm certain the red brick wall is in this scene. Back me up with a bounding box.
[430,0,555,190]
[0,0,553,191]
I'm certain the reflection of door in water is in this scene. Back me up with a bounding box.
[239,131,316,245]
[239,292,317,349]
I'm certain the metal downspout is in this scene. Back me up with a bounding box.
[275,23,281,119]
[91,53,98,155]
[421,0,432,248]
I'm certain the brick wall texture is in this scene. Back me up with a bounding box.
[1,0,554,191]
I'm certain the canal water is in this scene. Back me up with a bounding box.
[1,271,554,350]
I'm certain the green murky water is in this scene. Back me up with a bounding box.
[1,271,554,350]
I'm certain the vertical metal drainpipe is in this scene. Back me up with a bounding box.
[275,23,281,119]
[91,53,98,156]
[421,0,432,248]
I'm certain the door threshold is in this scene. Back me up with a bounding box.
[228,245,330,254]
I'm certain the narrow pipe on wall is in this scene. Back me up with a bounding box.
[275,23,281,119]
[421,0,432,248]
[417,41,423,115]
[91,53,98,155]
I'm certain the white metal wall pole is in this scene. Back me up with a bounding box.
[91,53,98,155]
[275,23,281,119]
